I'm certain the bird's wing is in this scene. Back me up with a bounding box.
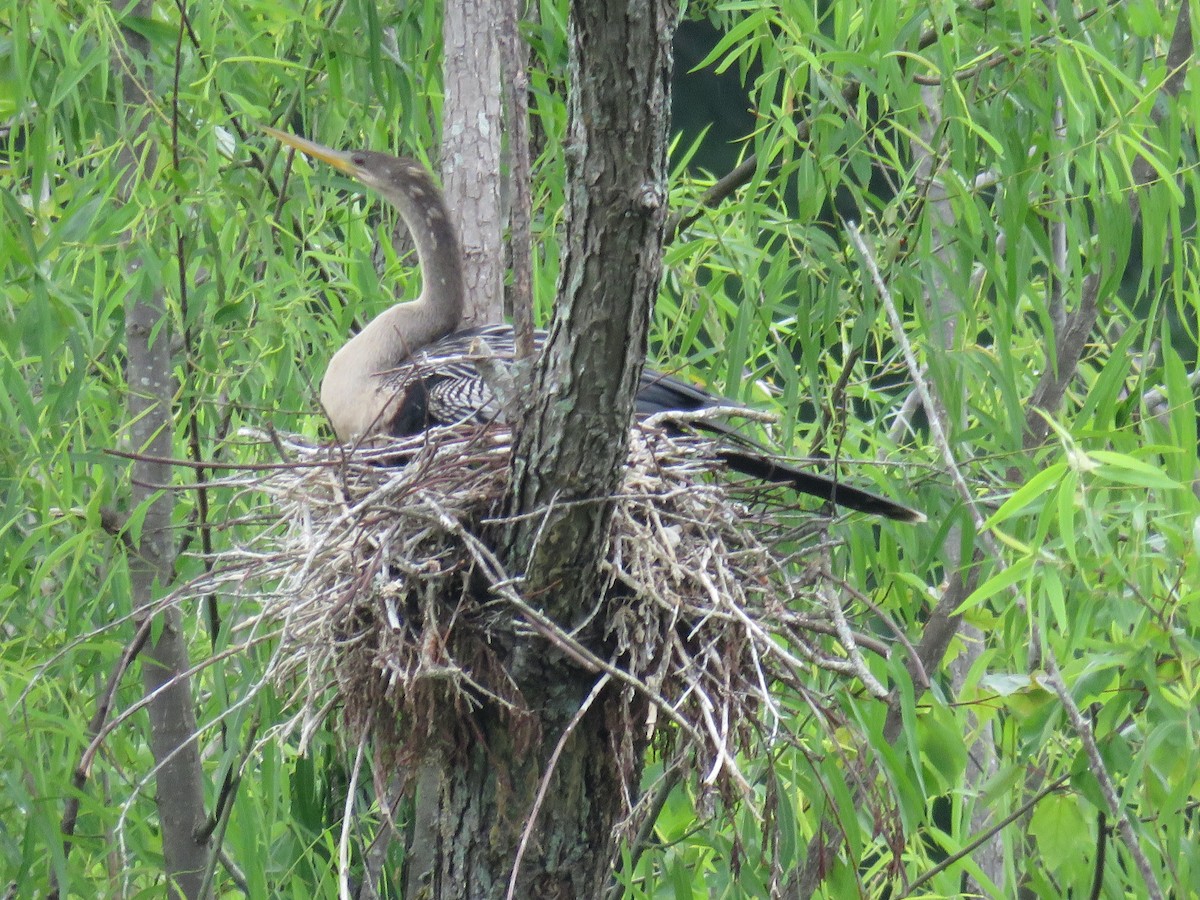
[381,325,521,434]
[425,372,502,424]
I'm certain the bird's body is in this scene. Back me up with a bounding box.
[266,126,923,523]
[364,323,709,435]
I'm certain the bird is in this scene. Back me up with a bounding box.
[264,126,924,523]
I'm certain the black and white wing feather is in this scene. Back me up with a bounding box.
[382,324,518,434]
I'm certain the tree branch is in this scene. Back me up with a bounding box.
[111,3,210,896]
[1023,0,1192,448]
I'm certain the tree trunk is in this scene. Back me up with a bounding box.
[113,4,210,896]
[126,296,210,899]
[505,0,675,614]
[442,0,506,326]
[414,1,677,897]
[404,5,512,896]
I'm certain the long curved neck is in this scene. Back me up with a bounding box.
[321,177,465,442]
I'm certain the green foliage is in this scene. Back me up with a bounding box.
[637,1,1200,896]
[2,0,1199,897]
[1,0,442,893]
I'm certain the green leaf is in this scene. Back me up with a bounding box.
[1088,450,1179,489]
[986,463,1068,526]
[1028,793,1093,871]
[691,10,772,75]
[956,555,1035,614]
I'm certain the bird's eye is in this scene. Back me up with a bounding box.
[351,153,368,166]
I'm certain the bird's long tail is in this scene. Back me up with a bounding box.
[716,448,925,523]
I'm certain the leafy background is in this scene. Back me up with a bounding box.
[2,0,1198,896]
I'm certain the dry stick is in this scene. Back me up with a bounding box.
[605,764,685,900]
[339,720,371,900]
[833,576,928,686]
[766,236,969,890]
[1043,658,1164,900]
[359,781,403,900]
[23,576,234,710]
[818,583,888,698]
[105,446,341,471]
[851,226,1165,899]
[505,673,612,900]
[887,185,1007,444]
[848,225,984,530]
[427,486,801,798]
[106,618,286,847]
[772,610,892,659]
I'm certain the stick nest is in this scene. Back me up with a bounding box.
[233,420,887,795]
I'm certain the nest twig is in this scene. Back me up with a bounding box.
[201,418,891,806]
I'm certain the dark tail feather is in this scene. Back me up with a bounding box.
[717,449,925,523]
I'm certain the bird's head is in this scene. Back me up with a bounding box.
[263,126,441,207]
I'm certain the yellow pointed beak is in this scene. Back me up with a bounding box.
[262,125,358,175]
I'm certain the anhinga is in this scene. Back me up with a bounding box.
[265,127,924,523]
